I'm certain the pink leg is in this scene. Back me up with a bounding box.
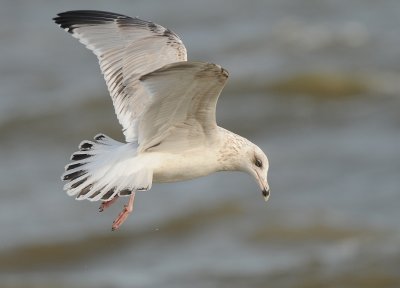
[99,195,119,212]
[111,192,135,231]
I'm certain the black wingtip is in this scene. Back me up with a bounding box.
[53,10,129,33]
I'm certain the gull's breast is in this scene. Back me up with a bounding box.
[149,149,220,183]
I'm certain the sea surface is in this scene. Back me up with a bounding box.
[1,1,399,287]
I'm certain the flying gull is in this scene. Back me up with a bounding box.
[54,10,270,231]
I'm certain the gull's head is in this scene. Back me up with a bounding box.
[241,144,270,201]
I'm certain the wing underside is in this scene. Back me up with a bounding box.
[53,10,187,142]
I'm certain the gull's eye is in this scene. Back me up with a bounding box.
[255,158,262,168]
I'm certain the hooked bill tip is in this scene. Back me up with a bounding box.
[262,189,270,202]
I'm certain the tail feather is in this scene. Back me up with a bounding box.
[61,134,152,201]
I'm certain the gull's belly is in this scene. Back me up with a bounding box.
[151,151,219,183]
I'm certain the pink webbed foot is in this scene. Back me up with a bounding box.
[99,195,119,212]
[111,192,135,231]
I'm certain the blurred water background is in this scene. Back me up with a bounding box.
[1,0,400,287]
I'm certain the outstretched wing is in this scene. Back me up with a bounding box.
[137,61,229,152]
[53,10,187,142]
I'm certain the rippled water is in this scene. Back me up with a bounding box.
[1,1,400,287]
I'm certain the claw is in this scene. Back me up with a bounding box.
[99,195,119,212]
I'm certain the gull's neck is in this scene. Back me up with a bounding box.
[216,127,251,172]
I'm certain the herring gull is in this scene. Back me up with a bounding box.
[54,10,270,231]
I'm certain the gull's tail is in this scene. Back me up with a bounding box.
[61,134,152,201]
